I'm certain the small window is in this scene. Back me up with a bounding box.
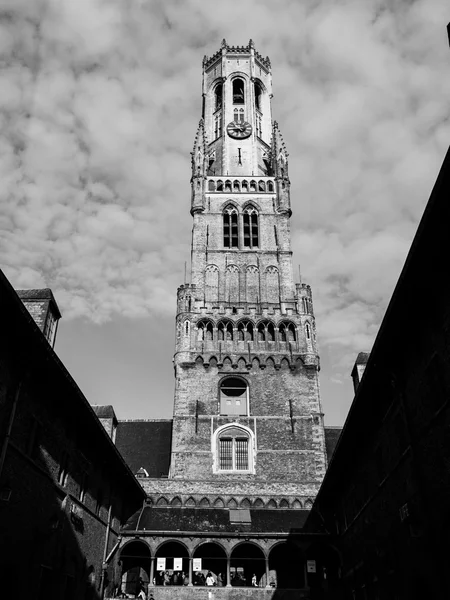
[220,377,247,415]
[254,81,262,110]
[225,180,232,192]
[243,207,258,248]
[223,207,239,249]
[233,180,240,192]
[242,180,249,192]
[215,83,223,110]
[267,181,274,192]
[58,452,69,486]
[306,323,311,340]
[217,180,223,192]
[237,321,253,341]
[208,180,215,191]
[233,78,245,104]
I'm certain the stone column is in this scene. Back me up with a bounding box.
[265,557,271,588]
[149,557,155,588]
[226,556,232,588]
[188,557,193,586]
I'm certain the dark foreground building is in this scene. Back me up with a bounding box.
[0,271,146,599]
[306,145,450,599]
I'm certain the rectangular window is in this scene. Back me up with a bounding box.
[219,438,233,470]
[231,213,238,247]
[235,438,249,470]
[79,472,88,503]
[58,452,69,486]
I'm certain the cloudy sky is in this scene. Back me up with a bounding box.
[1,0,449,425]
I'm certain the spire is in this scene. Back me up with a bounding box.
[270,121,289,181]
[190,119,208,214]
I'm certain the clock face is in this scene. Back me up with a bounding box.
[227,121,252,139]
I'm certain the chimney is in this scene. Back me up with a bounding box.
[351,352,370,393]
[92,405,118,443]
[16,288,61,348]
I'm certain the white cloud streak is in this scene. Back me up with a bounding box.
[0,0,449,383]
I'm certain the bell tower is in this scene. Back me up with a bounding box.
[171,41,327,502]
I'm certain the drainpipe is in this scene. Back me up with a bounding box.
[0,379,24,482]
[99,503,113,598]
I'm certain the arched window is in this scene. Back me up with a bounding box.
[305,322,311,340]
[242,180,249,192]
[258,180,266,192]
[267,181,274,192]
[233,180,240,192]
[233,78,245,104]
[214,83,223,110]
[184,321,190,337]
[254,81,262,110]
[218,320,233,341]
[223,206,238,248]
[217,180,223,192]
[217,426,251,470]
[225,180,232,192]
[243,207,258,248]
[250,180,257,192]
[237,321,253,341]
[208,180,215,191]
[220,377,248,415]
[197,320,214,341]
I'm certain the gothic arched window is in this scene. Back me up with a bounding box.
[218,320,233,342]
[197,319,214,341]
[223,206,238,248]
[237,321,254,341]
[219,377,248,416]
[233,78,245,104]
[254,81,262,111]
[243,207,258,248]
[216,425,253,472]
[214,83,223,111]
[242,180,249,192]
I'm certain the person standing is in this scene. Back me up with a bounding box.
[206,572,215,586]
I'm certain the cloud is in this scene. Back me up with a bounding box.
[0,0,449,387]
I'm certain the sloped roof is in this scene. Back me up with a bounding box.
[115,420,173,477]
[355,352,370,365]
[16,288,62,318]
[122,506,310,534]
[92,405,117,419]
[324,427,342,463]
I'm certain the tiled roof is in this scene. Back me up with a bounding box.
[116,420,173,477]
[324,427,342,463]
[355,352,370,365]
[92,405,116,419]
[16,288,54,299]
[122,506,310,534]
[16,288,62,318]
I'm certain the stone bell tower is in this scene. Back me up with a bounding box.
[171,40,327,502]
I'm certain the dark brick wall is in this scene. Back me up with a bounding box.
[308,147,450,598]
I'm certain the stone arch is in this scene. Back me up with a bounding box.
[265,265,279,303]
[240,498,251,508]
[237,319,254,341]
[250,179,257,192]
[279,498,289,508]
[233,179,240,192]
[267,499,277,509]
[214,497,225,508]
[119,540,151,592]
[304,498,313,509]
[217,319,234,341]
[242,179,249,191]
[171,496,182,507]
[155,540,189,584]
[225,264,240,303]
[280,357,290,370]
[185,496,196,507]
[253,498,264,508]
[196,319,214,341]
[252,357,260,370]
[204,264,219,302]
[199,497,210,507]
[266,357,275,369]
[237,357,246,370]
[222,356,232,368]
[227,498,238,509]
[224,179,232,192]
[246,264,259,302]
[268,541,305,589]
[230,542,266,587]
[193,542,228,585]
[267,180,274,192]
[209,356,218,368]
[292,499,303,509]
[195,355,204,366]
[156,496,168,506]
[258,180,266,192]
